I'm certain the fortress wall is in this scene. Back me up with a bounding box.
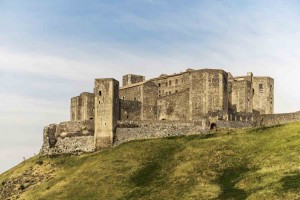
[151,72,189,97]
[122,74,145,86]
[55,120,94,137]
[189,70,229,120]
[80,92,94,120]
[260,112,300,126]
[228,112,260,125]
[114,119,255,145]
[70,93,94,121]
[157,89,190,120]
[40,121,95,155]
[120,84,142,101]
[141,82,158,120]
[216,120,254,128]
[71,96,81,121]
[120,99,142,121]
[94,79,119,150]
[114,121,203,145]
[229,80,253,113]
[253,77,274,114]
[40,136,95,155]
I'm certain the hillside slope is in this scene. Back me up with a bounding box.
[1,123,300,200]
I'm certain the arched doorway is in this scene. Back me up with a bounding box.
[210,123,217,131]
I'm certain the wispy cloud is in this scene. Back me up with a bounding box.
[1,0,300,173]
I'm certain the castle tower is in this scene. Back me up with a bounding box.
[252,77,274,114]
[122,74,145,86]
[94,78,119,150]
[189,69,229,120]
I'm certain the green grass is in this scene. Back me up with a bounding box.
[1,123,300,200]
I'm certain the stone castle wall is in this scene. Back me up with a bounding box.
[151,71,190,97]
[40,68,300,156]
[229,80,253,113]
[189,70,229,120]
[141,81,158,120]
[157,89,190,120]
[40,111,300,156]
[253,77,274,114]
[40,120,94,155]
[71,92,94,121]
[114,120,255,146]
[94,79,119,150]
[122,74,145,86]
[260,112,300,126]
[120,100,142,121]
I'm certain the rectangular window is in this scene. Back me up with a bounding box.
[166,82,168,86]
[158,83,161,87]
[169,80,171,86]
[99,91,102,96]
[259,84,264,92]
[175,79,178,84]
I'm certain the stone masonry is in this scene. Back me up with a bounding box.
[40,67,299,155]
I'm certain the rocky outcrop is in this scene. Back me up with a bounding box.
[0,161,55,200]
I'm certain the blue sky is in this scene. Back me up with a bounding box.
[1,0,300,173]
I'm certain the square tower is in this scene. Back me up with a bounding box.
[94,79,119,150]
[252,77,274,114]
[122,74,145,86]
[189,69,229,119]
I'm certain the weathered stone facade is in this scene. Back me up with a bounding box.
[122,74,145,87]
[252,77,274,114]
[94,79,119,150]
[40,121,95,155]
[71,92,94,121]
[39,67,299,156]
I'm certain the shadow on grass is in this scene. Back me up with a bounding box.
[129,144,179,187]
[124,143,182,199]
[250,124,284,134]
[216,166,249,200]
[281,171,300,192]
[163,133,217,144]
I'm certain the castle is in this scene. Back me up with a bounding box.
[40,68,299,155]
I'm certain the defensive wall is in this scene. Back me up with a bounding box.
[260,112,300,126]
[40,68,299,156]
[40,112,300,155]
[40,118,255,155]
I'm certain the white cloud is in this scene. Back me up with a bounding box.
[1,0,300,173]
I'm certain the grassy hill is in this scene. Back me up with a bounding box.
[1,123,300,200]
